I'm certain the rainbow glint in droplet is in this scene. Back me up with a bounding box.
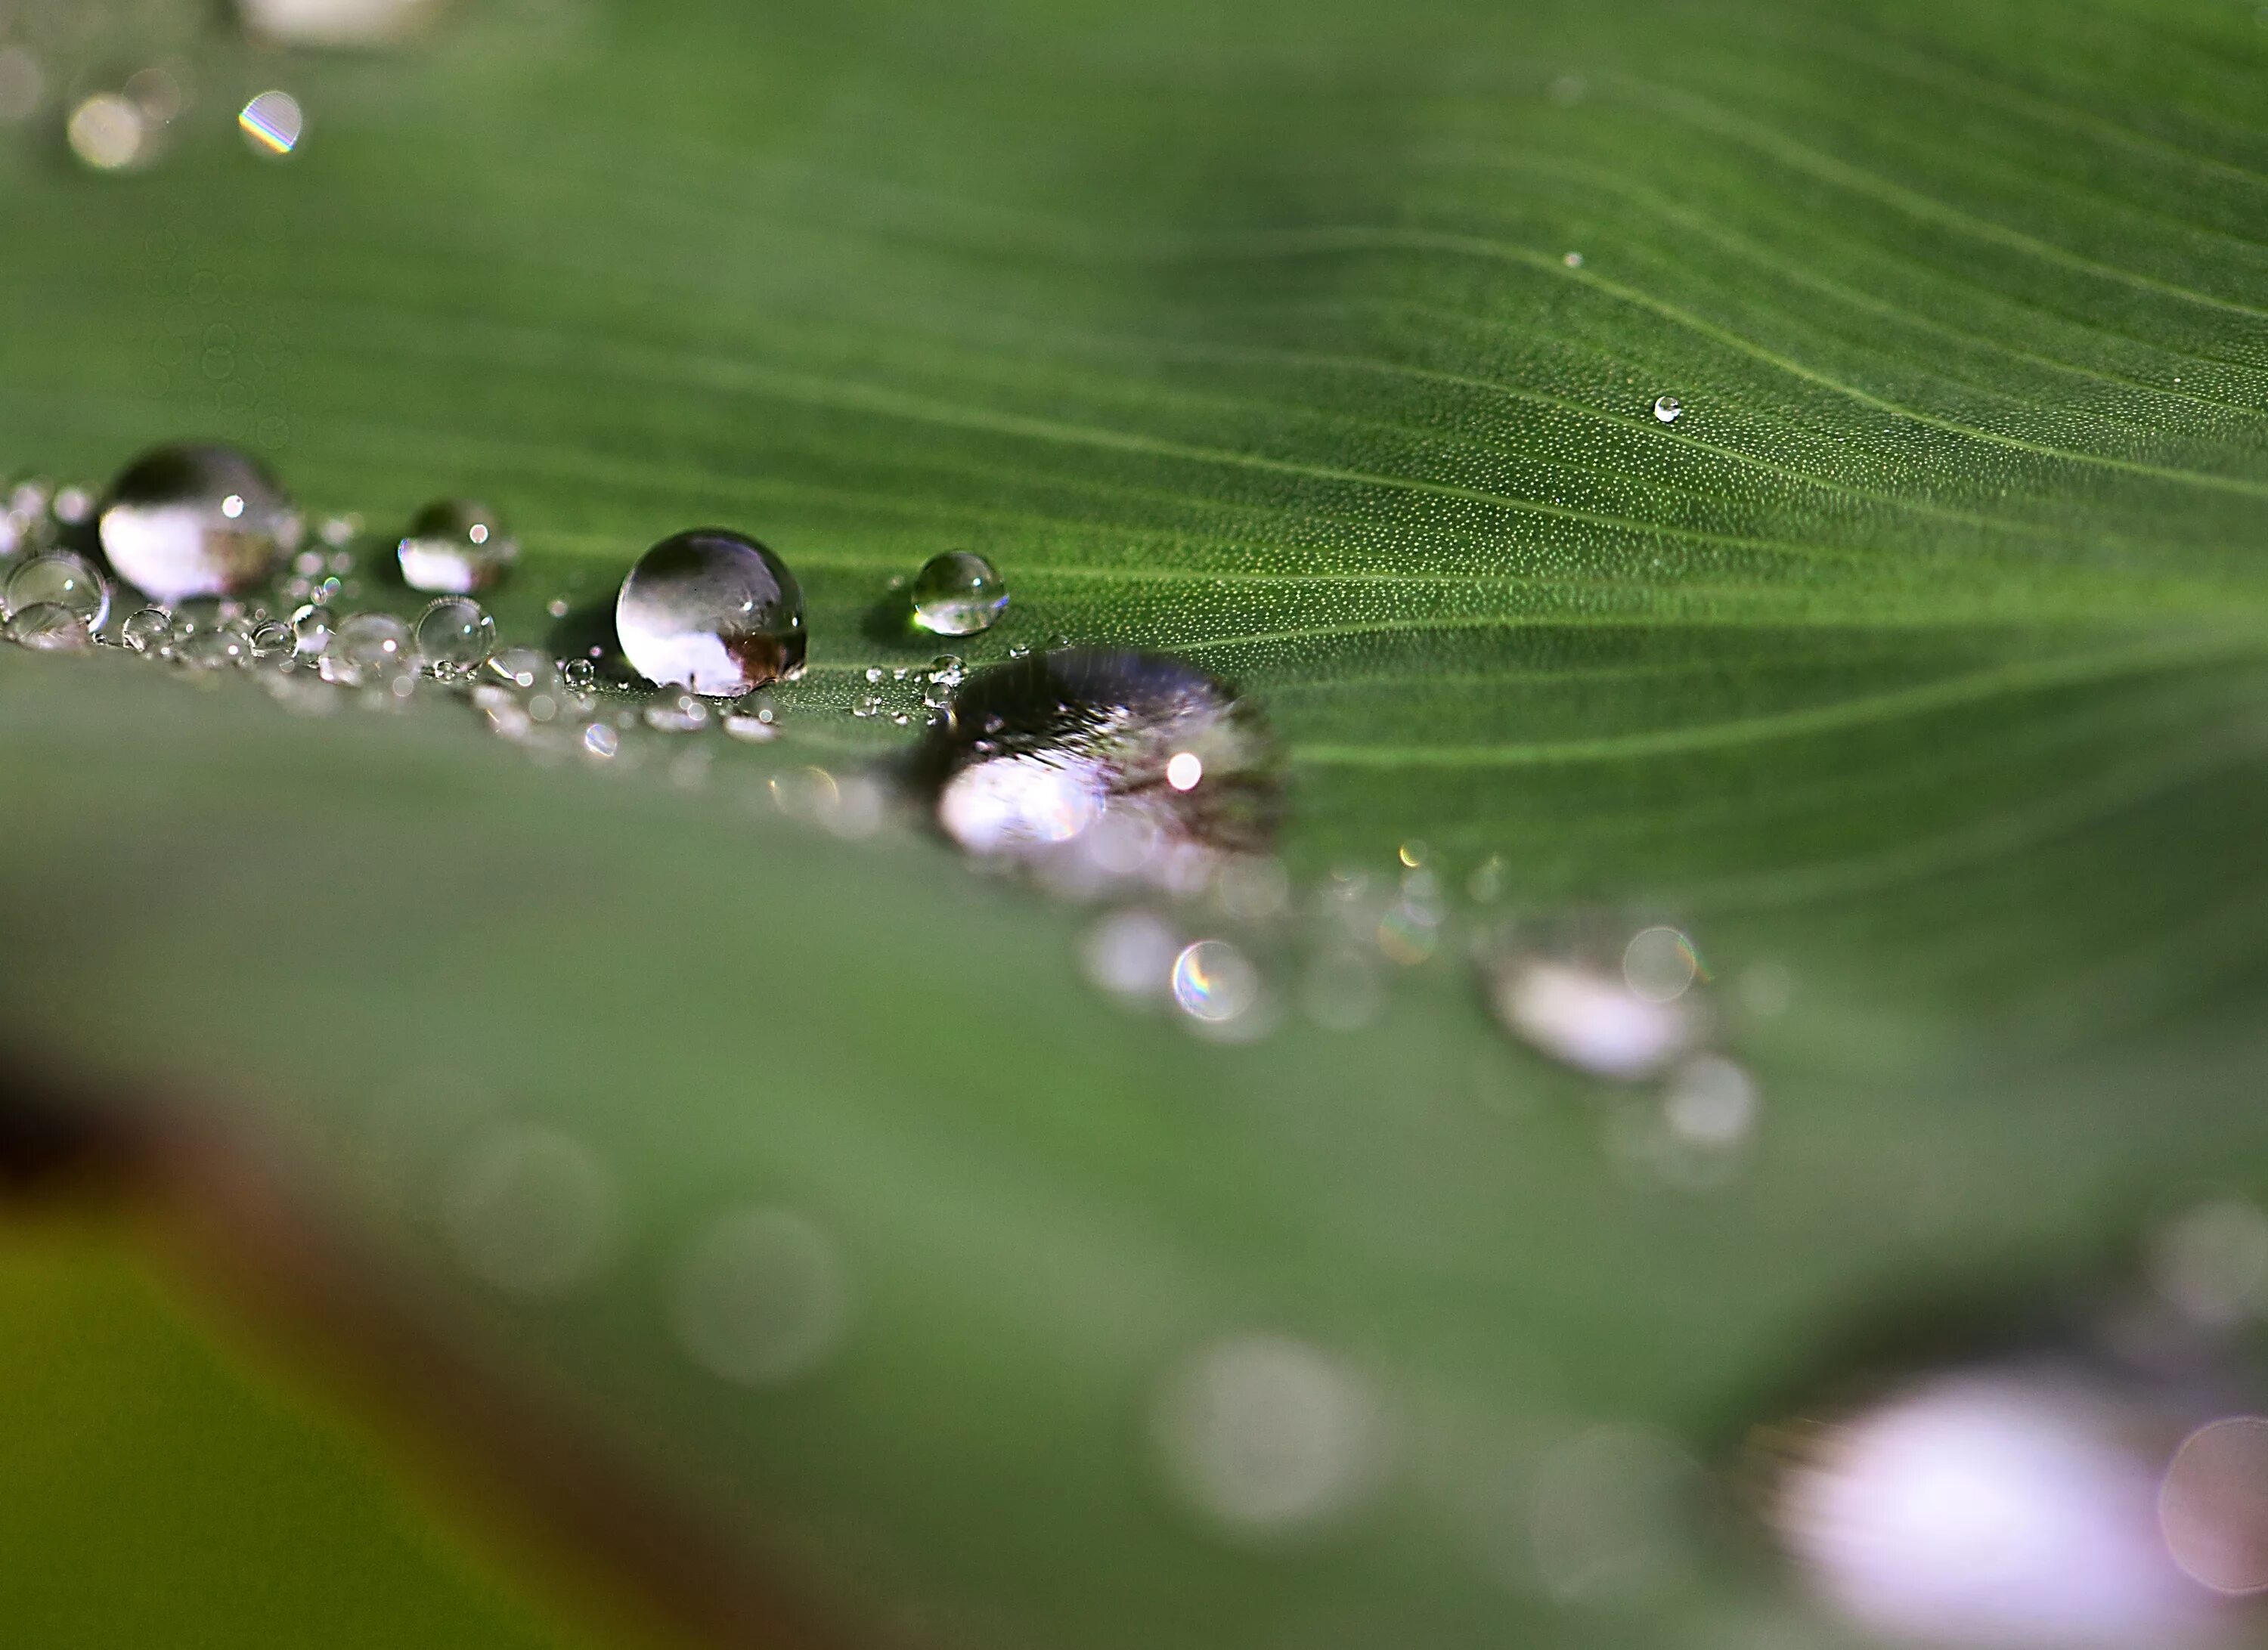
[237,90,304,156]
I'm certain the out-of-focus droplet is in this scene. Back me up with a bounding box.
[1562,250,1583,268]
[1653,395,1683,423]
[1303,947,1383,1031]
[67,92,149,171]
[1529,1426,1700,1601]
[1486,949,1701,1081]
[0,48,45,122]
[441,1126,617,1297]
[51,484,91,525]
[2149,1199,2268,1328]
[99,443,300,602]
[2160,1416,2268,1596]
[912,649,1281,890]
[616,528,805,696]
[1166,751,1204,791]
[398,499,516,593]
[248,618,296,660]
[6,602,93,652]
[237,0,440,45]
[176,624,251,669]
[5,552,109,633]
[321,611,412,684]
[669,1208,854,1387]
[1661,1054,1758,1152]
[414,596,494,679]
[1083,909,1182,1000]
[910,549,1009,636]
[1622,925,1702,1002]
[643,692,710,734]
[237,89,304,156]
[1173,938,1262,1027]
[581,720,619,760]
[120,605,172,654]
[1153,1333,1387,1540]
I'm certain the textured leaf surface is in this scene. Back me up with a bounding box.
[5,0,2268,1644]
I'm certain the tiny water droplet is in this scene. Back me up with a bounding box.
[722,710,779,742]
[398,499,516,593]
[5,552,109,633]
[1485,936,1703,1080]
[1172,938,1263,1027]
[237,88,303,156]
[559,656,596,692]
[910,550,1009,636]
[1563,250,1584,268]
[247,618,295,660]
[413,597,494,679]
[1652,395,1683,423]
[615,528,804,696]
[51,485,91,525]
[321,611,412,685]
[290,602,336,656]
[98,442,300,602]
[851,695,882,718]
[120,606,172,654]
[5,602,92,652]
[863,666,885,684]
[68,91,149,171]
[643,692,710,734]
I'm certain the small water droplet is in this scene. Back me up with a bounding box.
[175,624,251,669]
[1563,250,1584,268]
[1486,940,1703,1080]
[580,720,620,760]
[1652,395,1683,423]
[643,692,710,734]
[120,605,172,654]
[483,646,550,692]
[5,602,92,652]
[321,611,412,685]
[559,656,596,692]
[1082,909,1182,999]
[910,550,1009,636]
[615,529,804,696]
[68,91,149,171]
[5,552,109,633]
[863,666,885,685]
[413,597,494,679]
[1172,938,1262,1028]
[441,1125,616,1297]
[1622,925,1703,1002]
[246,618,295,660]
[51,485,91,525]
[722,710,779,742]
[98,442,300,603]
[290,602,336,656]
[237,88,303,156]
[398,499,516,593]
[669,1208,854,1386]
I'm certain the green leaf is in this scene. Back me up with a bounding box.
[5,0,2268,1644]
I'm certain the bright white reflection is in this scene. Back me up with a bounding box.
[1777,1372,2217,1648]
[2160,1416,2268,1597]
[1166,751,1204,791]
[937,753,1104,854]
[237,0,438,46]
[1491,957,1697,1080]
[67,93,148,171]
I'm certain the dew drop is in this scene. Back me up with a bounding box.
[67,91,148,171]
[615,528,804,696]
[398,499,516,593]
[1485,933,1703,1081]
[5,552,109,633]
[175,624,251,669]
[1652,395,1683,424]
[237,88,303,156]
[910,549,1009,637]
[413,597,494,679]
[247,618,296,661]
[120,605,172,654]
[484,646,552,692]
[5,602,93,652]
[559,656,596,692]
[98,442,300,603]
[669,1207,854,1387]
[290,602,336,656]
[2161,1416,2268,1596]
[1172,938,1263,1027]
[441,1125,617,1297]
[580,720,619,760]
[643,692,710,734]
[321,611,412,685]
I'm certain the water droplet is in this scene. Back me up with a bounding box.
[237,88,303,156]
[1153,1333,1388,1539]
[1172,938,1262,1027]
[4,552,109,633]
[615,528,804,697]
[441,1125,617,1297]
[669,1208,854,1386]
[483,646,550,692]
[51,485,91,525]
[1486,941,1703,1080]
[238,0,435,45]
[863,666,885,685]
[2148,1198,2268,1327]
[722,711,779,742]
[175,624,251,669]
[98,443,300,603]
[397,499,516,593]
[120,606,172,654]
[68,91,149,171]
[1622,924,1703,1003]
[1563,250,1584,268]
[1082,909,1182,1000]
[912,649,1281,888]
[2161,1416,2268,1595]
[580,720,619,760]
[1652,395,1683,424]
[910,550,1009,636]
[1165,751,1204,791]
[321,611,412,685]
[643,692,710,734]
[559,656,596,692]
[290,602,336,656]
[850,695,882,718]
[5,602,92,652]
[247,618,295,660]
[413,597,494,679]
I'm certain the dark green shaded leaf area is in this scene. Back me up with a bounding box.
[5,0,2268,1643]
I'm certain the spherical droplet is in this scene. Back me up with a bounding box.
[441,1126,617,1297]
[290,602,336,656]
[248,618,296,660]
[1653,395,1683,423]
[559,656,596,692]
[1622,924,1701,1003]
[910,550,1009,637]
[67,91,148,171]
[98,442,300,603]
[615,528,805,697]
[1173,939,1262,1026]
[176,624,251,669]
[237,89,303,156]
[5,552,109,633]
[321,611,412,684]
[643,692,710,734]
[414,597,494,679]
[669,1208,854,1386]
[2160,1415,2268,1596]
[6,602,93,652]
[120,605,172,654]
[398,499,516,593]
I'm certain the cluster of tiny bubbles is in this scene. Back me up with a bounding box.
[1477,918,1760,1186]
[98,442,302,604]
[398,498,516,593]
[615,528,806,698]
[1653,395,1684,424]
[1752,1323,2268,1648]
[668,1207,855,1388]
[909,549,1010,637]
[1150,1332,1391,1540]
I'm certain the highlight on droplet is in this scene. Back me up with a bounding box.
[237,89,304,156]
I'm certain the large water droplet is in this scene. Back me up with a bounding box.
[6,602,93,652]
[398,499,516,593]
[4,551,109,633]
[910,550,1009,636]
[414,596,494,679]
[98,442,301,603]
[615,528,805,697]
[909,649,1281,888]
